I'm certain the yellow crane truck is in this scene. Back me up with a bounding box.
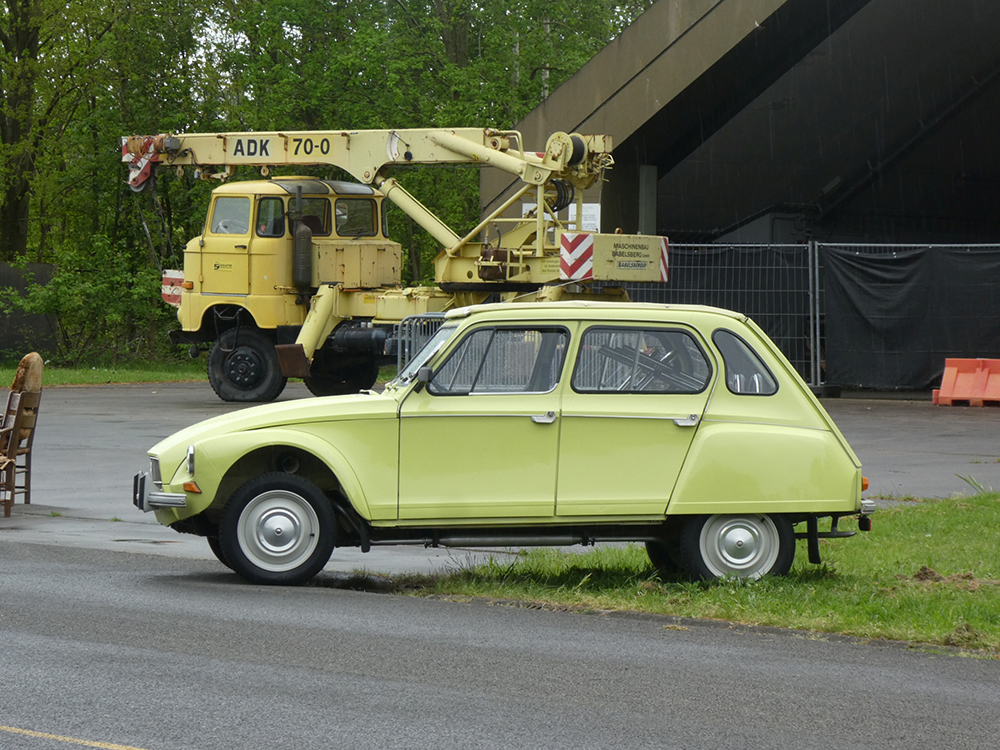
[122,128,670,401]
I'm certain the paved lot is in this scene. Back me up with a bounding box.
[3,382,999,571]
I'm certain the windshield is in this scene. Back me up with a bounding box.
[389,324,459,386]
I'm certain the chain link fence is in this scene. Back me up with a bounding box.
[625,243,1000,389]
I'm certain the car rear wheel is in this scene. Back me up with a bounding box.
[220,473,336,585]
[679,513,794,580]
[645,533,683,578]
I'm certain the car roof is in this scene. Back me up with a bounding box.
[445,301,749,325]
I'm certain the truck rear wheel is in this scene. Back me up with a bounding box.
[208,328,288,402]
[304,360,379,397]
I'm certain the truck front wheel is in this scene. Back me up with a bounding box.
[208,328,288,402]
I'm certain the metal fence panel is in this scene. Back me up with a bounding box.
[623,244,814,381]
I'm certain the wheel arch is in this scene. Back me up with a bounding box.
[202,303,259,338]
[200,429,374,525]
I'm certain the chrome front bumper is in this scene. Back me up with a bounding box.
[132,471,187,512]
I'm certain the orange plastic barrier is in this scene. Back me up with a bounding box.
[933,358,1000,406]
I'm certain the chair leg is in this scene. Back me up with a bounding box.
[23,453,30,505]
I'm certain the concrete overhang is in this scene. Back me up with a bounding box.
[485,0,1000,243]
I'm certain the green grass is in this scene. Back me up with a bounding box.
[387,493,1000,654]
[0,362,208,386]
[0,363,397,387]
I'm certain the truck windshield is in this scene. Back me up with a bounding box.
[391,325,458,385]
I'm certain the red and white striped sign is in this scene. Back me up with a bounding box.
[161,270,184,308]
[560,232,595,280]
[658,237,669,282]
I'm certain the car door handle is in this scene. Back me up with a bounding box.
[530,411,558,424]
[673,414,699,427]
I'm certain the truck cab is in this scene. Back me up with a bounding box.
[171,178,402,401]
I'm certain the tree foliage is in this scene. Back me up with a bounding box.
[0,0,654,362]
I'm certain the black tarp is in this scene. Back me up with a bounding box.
[822,246,1000,389]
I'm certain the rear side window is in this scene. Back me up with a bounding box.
[572,327,710,393]
[430,327,568,395]
[713,329,778,395]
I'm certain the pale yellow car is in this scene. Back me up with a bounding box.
[133,302,873,585]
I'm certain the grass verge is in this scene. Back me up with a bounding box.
[357,493,1000,654]
[0,362,208,386]
[0,363,398,387]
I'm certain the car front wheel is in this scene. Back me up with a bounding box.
[220,473,336,585]
[679,513,794,580]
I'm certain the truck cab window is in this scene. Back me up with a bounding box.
[210,197,251,235]
[299,197,331,235]
[336,198,377,237]
[256,197,285,237]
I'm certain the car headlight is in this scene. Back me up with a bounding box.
[186,445,196,475]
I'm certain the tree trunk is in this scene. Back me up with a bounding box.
[0,0,42,261]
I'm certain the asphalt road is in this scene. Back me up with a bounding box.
[2,383,999,749]
[2,542,999,750]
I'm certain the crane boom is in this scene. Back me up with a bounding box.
[122,128,612,192]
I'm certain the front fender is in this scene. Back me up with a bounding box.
[158,427,373,523]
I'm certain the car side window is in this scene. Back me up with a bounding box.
[210,197,251,235]
[713,329,778,395]
[429,327,568,395]
[572,327,710,393]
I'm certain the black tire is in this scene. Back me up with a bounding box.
[206,535,234,570]
[208,327,287,402]
[679,514,794,581]
[645,531,684,578]
[304,360,379,397]
[219,473,336,585]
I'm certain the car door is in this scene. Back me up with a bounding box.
[398,325,570,521]
[201,196,251,295]
[555,324,715,517]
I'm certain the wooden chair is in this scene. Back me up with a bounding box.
[12,390,41,506]
[1,391,25,518]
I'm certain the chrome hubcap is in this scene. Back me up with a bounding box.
[700,514,779,579]
[237,490,319,572]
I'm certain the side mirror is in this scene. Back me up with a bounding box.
[414,367,433,392]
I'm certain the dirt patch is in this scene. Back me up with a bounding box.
[902,566,1000,591]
